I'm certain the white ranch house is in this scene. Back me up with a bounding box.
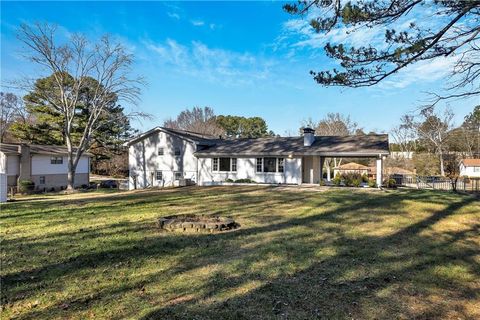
[125,127,389,189]
[459,159,480,178]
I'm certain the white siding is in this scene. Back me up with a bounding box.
[6,155,19,176]
[128,131,198,189]
[0,152,7,202]
[460,164,480,178]
[0,152,6,174]
[0,173,6,202]
[197,156,302,186]
[31,155,89,175]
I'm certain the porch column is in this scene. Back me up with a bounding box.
[326,158,331,182]
[376,156,383,188]
[319,157,324,183]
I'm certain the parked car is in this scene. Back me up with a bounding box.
[99,180,118,189]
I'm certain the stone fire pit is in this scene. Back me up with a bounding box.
[157,214,238,232]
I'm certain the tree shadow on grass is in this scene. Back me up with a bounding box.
[138,196,479,319]
[2,188,478,319]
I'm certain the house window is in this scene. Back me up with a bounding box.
[174,171,183,180]
[156,171,163,181]
[212,158,236,172]
[50,156,63,164]
[174,147,181,156]
[39,176,45,184]
[263,157,277,173]
[219,158,231,171]
[278,158,284,173]
[256,158,263,172]
[158,148,164,156]
[474,167,480,172]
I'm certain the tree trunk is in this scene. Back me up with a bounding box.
[67,151,75,190]
[439,153,445,176]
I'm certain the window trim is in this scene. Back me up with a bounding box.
[174,171,183,180]
[50,156,63,164]
[256,158,263,172]
[212,157,237,172]
[263,157,277,173]
[256,157,285,173]
[278,158,284,173]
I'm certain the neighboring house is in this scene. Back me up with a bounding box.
[385,166,415,176]
[333,162,369,177]
[459,159,480,178]
[0,143,91,191]
[390,151,414,160]
[366,166,416,180]
[125,127,389,189]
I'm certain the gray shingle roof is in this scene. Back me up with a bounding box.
[125,127,217,146]
[0,143,92,156]
[195,134,389,156]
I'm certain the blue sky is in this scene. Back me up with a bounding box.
[1,1,478,135]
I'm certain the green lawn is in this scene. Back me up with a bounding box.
[1,186,479,319]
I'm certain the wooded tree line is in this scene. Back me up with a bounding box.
[390,105,480,177]
[162,106,275,139]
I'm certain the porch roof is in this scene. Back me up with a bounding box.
[195,134,389,157]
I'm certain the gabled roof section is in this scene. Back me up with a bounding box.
[335,162,369,170]
[0,143,92,156]
[461,158,480,166]
[195,134,389,157]
[124,127,217,146]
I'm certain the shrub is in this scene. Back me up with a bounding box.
[332,173,342,186]
[361,173,369,183]
[225,178,234,183]
[234,178,255,183]
[352,178,362,187]
[319,179,326,186]
[383,178,397,188]
[19,180,35,193]
[368,179,377,188]
[341,172,362,187]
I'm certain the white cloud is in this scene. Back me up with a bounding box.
[145,39,274,86]
[380,56,458,89]
[167,12,180,20]
[275,4,461,90]
[191,20,205,27]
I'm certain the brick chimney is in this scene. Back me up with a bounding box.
[303,127,315,146]
[18,144,31,182]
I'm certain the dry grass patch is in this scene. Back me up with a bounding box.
[1,186,479,319]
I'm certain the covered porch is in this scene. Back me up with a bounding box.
[301,154,386,187]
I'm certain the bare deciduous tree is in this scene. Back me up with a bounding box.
[17,23,143,190]
[0,92,27,142]
[163,106,224,137]
[391,115,418,157]
[405,107,454,176]
[315,113,359,169]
